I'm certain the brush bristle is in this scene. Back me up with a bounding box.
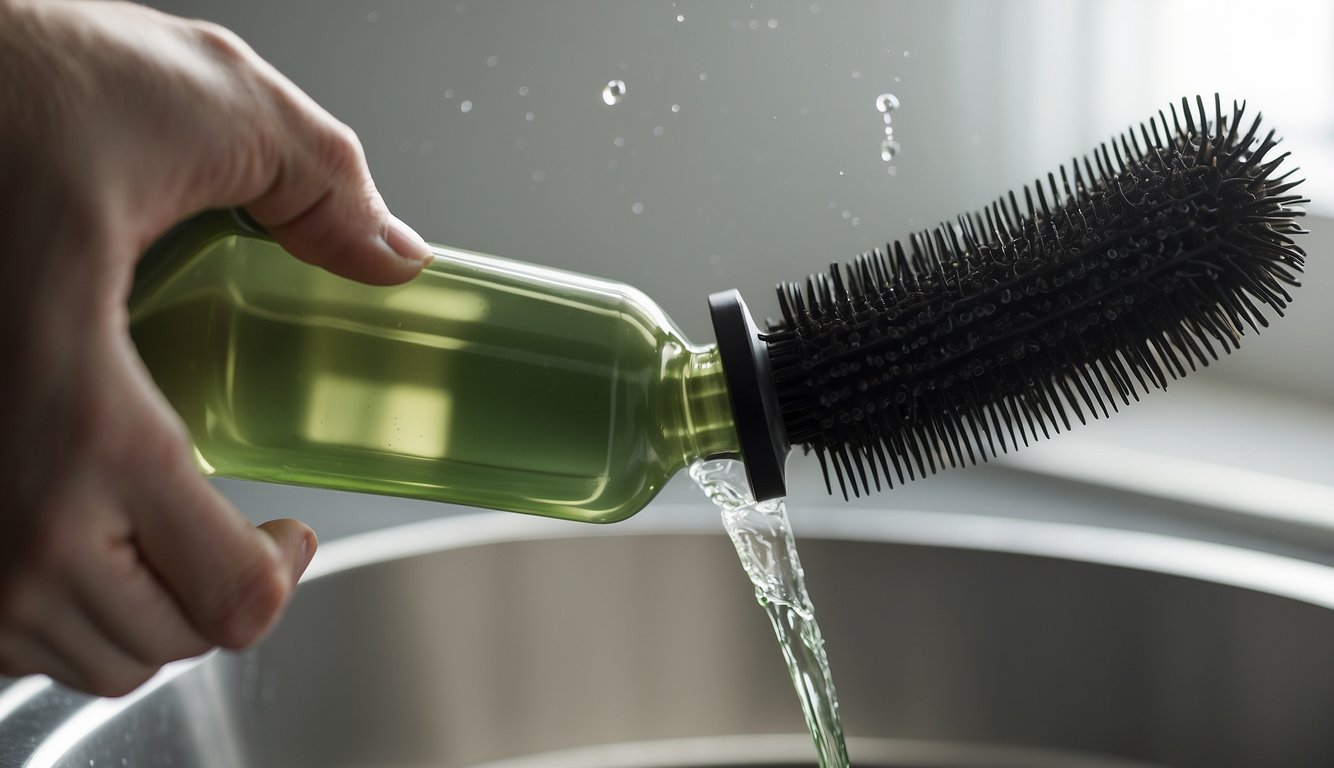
[766,95,1308,499]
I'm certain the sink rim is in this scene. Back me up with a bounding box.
[6,505,1334,768]
[305,505,1334,611]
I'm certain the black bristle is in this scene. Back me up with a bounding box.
[764,96,1308,498]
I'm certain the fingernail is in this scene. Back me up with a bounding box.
[384,215,432,265]
[299,529,318,571]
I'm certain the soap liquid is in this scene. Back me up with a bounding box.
[692,459,851,768]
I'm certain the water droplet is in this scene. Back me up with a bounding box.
[875,93,900,113]
[602,79,627,106]
[841,210,851,220]
[828,201,837,209]
[837,170,845,176]
[485,55,498,67]
[748,19,760,30]
[698,72,708,81]
[767,18,778,28]
[459,100,473,113]
[676,13,685,22]
[366,10,380,22]
[894,75,901,82]
[631,202,644,214]
[851,70,861,80]
[671,103,681,113]
[525,111,535,122]
[887,165,898,176]
[851,217,861,226]
[443,89,455,99]
[518,85,529,96]
[652,125,664,136]
[531,170,546,183]
[903,50,910,57]
[880,139,900,162]
[709,253,722,265]
[613,136,625,147]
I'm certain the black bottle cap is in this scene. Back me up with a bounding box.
[708,289,790,501]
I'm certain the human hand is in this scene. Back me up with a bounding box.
[0,0,431,696]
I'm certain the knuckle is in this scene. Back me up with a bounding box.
[135,418,195,477]
[320,121,367,175]
[206,556,290,648]
[190,20,254,64]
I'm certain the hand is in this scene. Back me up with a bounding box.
[0,0,432,696]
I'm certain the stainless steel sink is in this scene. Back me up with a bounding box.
[4,506,1334,767]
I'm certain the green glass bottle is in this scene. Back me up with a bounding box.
[129,212,742,523]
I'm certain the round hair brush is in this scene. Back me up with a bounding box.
[710,95,1307,500]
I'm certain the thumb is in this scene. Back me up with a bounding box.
[256,519,318,587]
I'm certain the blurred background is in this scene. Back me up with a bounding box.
[4,3,1334,765]
[138,0,1333,558]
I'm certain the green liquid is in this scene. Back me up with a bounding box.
[130,214,738,522]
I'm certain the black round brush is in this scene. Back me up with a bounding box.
[710,95,1308,500]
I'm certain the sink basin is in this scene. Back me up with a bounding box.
[4,506,1334,767]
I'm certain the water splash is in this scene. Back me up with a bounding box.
[691,459,850,768]
[602,80,627,106]
[876,93,901,168]
[875,93,900,113]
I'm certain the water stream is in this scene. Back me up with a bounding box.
[690,459,851,768]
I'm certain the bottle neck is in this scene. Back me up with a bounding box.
[677,345,741,464]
